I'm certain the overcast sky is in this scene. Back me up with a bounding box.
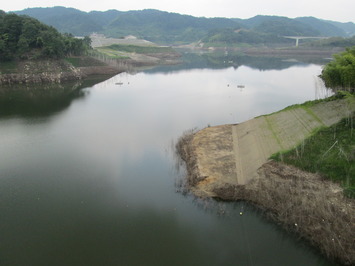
[2,0,355,23]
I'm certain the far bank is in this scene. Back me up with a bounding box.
[0,57,123,85]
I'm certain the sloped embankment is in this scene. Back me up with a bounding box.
[177,98,355,265]
[0,58,121,85]
[181,98,354,197]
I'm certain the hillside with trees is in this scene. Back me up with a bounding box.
[13,7,355,46]
[105,9,242,44]
[240,15,320,36]
[0,11,91,61]
[200,28,293,47]
[324,20,355,36]
[304,36,355,48]
[15,7,106,36]
[295,17,347,37]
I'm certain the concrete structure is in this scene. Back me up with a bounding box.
[187,98,355,197]
[283,36,329,47]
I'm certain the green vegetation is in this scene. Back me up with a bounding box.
[93,47,131,59]
[271,95,355,197]
[14,7,355,46]
[15,7,106,36]
[273,92,350,113]
[104,44,175,54]
[0,11,91,61]
[320,46,355,92]
[254,17,319,36]
[295,17,348,37]
[201,28,292,46]
[325,20,355,36]
[103,9,242,44]
[95,44,177,59]
[305,36,355,48]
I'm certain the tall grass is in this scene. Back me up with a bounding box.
[271,113,355,197]
[245,162,355,265]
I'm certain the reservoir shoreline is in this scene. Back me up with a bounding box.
[0,50,181,85]
[177,98,355,265]
[0,59,122,85]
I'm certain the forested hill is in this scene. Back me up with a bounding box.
[0,11,91,61]
[106,9,241,44]
[15,7,242,44]
[15,7,112,36]
[13,7,355,45]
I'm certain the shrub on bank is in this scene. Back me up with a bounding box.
[320,46,355,93]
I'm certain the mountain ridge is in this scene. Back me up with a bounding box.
[12,7,355,45]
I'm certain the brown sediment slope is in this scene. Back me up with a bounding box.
[187,98,355,197]
[0,59,122,85]
[178,98,355,265]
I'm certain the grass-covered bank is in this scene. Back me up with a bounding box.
[271,94,355,197]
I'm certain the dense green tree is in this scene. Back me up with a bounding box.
[0,11,91,61]
[320,46,355,92]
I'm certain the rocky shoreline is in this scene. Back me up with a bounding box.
[0,59,122,85]
[176,99,355,265]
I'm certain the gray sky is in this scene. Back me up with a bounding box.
[2,0,355,23]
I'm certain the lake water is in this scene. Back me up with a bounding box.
[0,57,335,265]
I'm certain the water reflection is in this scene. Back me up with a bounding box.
[0,57,336,265]
[143,51,331,74]
[0,76,110,119]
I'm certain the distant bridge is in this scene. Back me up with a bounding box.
[283,36,329,47]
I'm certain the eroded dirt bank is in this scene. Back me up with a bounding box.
[177,98,355,265]
[0,59,122,85]
[214,161,355,265]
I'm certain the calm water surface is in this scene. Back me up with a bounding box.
[0,59,335,265]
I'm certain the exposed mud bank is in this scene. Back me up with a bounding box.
[178,132,354,265]
[0,59,122,85]
[221,162,354,265]
[176,99,355,265]
[92,51,181,70]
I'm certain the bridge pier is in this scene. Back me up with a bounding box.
[283,36,328,47]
